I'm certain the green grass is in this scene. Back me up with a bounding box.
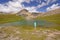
[0,13,60,40]
[0,13,60,30]
[36,14,60,30]
[0,14,25,24]
[36,14,60,24]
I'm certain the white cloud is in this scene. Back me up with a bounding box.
[23,2,46,12]
[47,4,60,11]
[46,0,51,4]
[37,2,46,8]
[45,0,57,5]
[23,6,38,12]
[51,0,57,3]
[0,0,32,13]
[25,0,31,3]
[0,0,24,13]
[0,0,40,13]
[0,0,58,13]
[0,4,10,13]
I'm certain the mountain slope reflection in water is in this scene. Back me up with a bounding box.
[0,20,57,27]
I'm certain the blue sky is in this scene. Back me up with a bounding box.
[0,0,60,13]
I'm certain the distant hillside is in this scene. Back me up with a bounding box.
[43,8,60,16]
[16,9,42,20]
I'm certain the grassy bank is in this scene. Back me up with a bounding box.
[36,14,60,30]
[0,14,25,24]
[36,14,60,24]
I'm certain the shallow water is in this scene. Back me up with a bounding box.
[0,20,57,27]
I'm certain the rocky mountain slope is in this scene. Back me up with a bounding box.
[16,9,36,20]
[0,8,60,19]
[16,8,60,18]
[43,8,60,16]
[16,9,42,20]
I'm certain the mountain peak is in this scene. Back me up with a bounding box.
[20,9,28,12]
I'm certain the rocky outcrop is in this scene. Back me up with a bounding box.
[0,26,60,40]
[16,9,43,20]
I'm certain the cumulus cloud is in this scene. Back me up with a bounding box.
[0,4,11,13]
[25,0,31,3]
[45,0,57,5]
[47,3,60,11]
[37,2,46,8]
[23,2,47,12]
[0,0,58,13]
[0,0,32,13]
[0,0,24,13]
[25,7,38,12]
